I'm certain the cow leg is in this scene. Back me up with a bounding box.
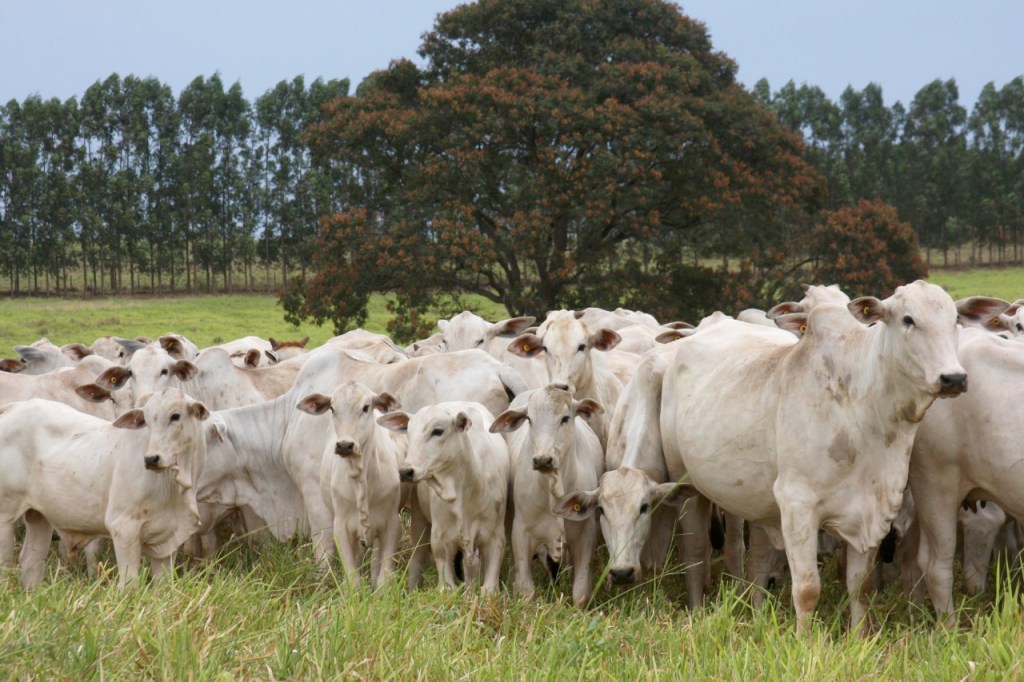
[780,501,821,634]
[746,525,775,608]
[915,494,960,626]
[111,528,143,588]
[19,510,52,589]
[679,494,712,609]
[845,543,878,636]
[375,518,402,589]
[511,517,536,597]
[305,489,334,569]
[408,502,431,590]
[898,519,925,602]
[481,535,505,594]
[962,515,999,595]
[335,522,362,588]
[151,553,174,580]
[84,537,106,577]
[0,521,17,570]
[568,520,596,607]
[723,512,746,578]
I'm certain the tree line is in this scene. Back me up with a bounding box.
[0,73,348,295]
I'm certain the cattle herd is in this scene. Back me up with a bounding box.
[2,281,1024,634]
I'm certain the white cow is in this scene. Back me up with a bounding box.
[11,338,93,375]
[661,281,966,632]
[0,355,128,419]
[297,382,405,587]
[508,311,623,448]
[491,386,604,606]
[381,402,510,593]
[437,311,545,388]
[909,326,1024,622]
[0,388,208,588]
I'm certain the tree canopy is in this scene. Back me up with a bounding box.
[284,0,823,337]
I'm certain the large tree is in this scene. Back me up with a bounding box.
[284,0,822,337]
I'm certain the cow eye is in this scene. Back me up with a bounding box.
[362,405,370,413]
[639,502,649,515]
[902,315,915,327]
[540,345,548,353]
[475,339,485,347]
[160,368,169,376]
[577,344,586,353]
[170,413,181,422]
[560,415,570,425]
[1017,323,1023,334]
[431,427,444,438]
[596,505,603,516]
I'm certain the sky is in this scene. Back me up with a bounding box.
[1,1,1021,110]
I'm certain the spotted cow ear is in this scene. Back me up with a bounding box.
[507,333,543,358]
[172,360,199,382]
[589,329,620,352]
[489,409,528,433]
[76,384,112,403]
[848,296,886,324]
[553,489,599,520]
[766,301,804,320]
[296,393,332,416]
[188,401,210,421]
[573,399,603,421]
[372,392,400,414]
[773,313,809,336]
[454,412,472,433]
[243,349,261,368]
[97,366,132,390]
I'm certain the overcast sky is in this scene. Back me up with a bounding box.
[2,1,1021,110]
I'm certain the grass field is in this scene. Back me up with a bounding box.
[0,268,1023,678]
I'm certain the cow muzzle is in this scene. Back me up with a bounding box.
[532,456,556,473]
[399,467,416,482]
[335,440,357,457]
[609,565,638,585]
[144,455,162,471]
[937,372,968,396]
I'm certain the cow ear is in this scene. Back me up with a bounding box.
[76,384,112,403]
[955,296,1011,324]
[436,319,449,333]
[206,418,227,444]
[268,337,281,350]
[62,343,93,361]
[297,393,332,416]
[173,360,199,381]
[265,350,279,365]
[661,321,694,331]
[0,358,25,373]
[848,296,886,324]
[113,409,146,429]
[489,409,528,433]
[97,366,132,390]
[187,401,210,421]
[573,310,585,320]
[297,336,310,348]
[159,335,185,359]
[655,329,690,344]
[507,333,543,358]
[553,489,600,520]
[590,329,621,352]
[491,316,536,339]
[766,301,804,319]
[774,312,809,336]
[377,411,410,433]
[454,412,472,432]
[372,392,400,414]
[244,349,261,368]
[573,399,603,421]
[650,481,697,508]
[15,347,46,364]
[114,337,147,356]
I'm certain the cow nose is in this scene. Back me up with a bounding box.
[399,467,415,482]
[939,372,968,395]
[609,567,636,585]
[532,456,554,472]
[144,455,161,470]
[335,441,356,457]
[552,383,570,392]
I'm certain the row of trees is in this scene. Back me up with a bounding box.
[754,77,1024,268]
[0,73,348,294]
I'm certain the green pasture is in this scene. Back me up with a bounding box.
[0,267,1023,678]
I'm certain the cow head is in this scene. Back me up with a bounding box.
[554,468,694,585]
[298,381,400,461]
[97,343,198,406]
[437,311,536,352]
[378,404,473,503]
[490,386,602,473]
[113,387,209,524]
[508,312,620,393]
[849,280,967,408]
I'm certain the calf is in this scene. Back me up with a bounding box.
[380,402,510,593]
[491,387,604,606]
[298,382,405,587]
[0,388,208,588]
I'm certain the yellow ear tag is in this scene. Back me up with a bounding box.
[993,318,1001,326]
[799,325,807,334]
[572,502,582,512]
[523,344,531,352]
[863,305,870,316]
[111,377,118,385]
